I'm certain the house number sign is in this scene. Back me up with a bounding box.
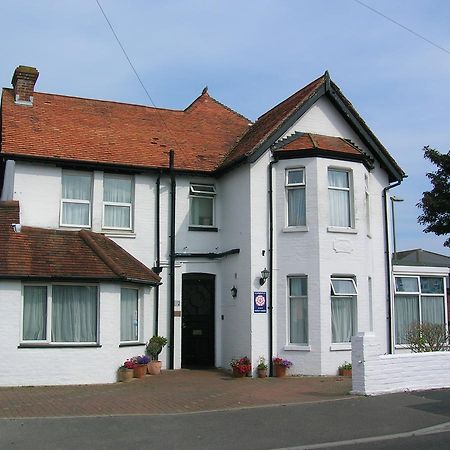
[253,291,267,313]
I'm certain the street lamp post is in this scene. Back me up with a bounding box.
[391,196,404,261]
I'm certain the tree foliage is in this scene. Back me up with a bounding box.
[417,146,450,248]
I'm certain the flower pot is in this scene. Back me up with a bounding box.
[275,365,287,378]
[118,367,134,382]
[148,360,162,375]
[133,364,147,378]
[257,368,267,378]
[339,368,352,377]
[232,367,246,378]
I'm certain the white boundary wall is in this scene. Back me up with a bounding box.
[352,332,450,395]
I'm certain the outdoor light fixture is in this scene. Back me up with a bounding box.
[230,285,238,298]
[259,268,270,286]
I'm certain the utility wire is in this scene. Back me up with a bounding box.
[353,0,450,56]
[95,0,182,157]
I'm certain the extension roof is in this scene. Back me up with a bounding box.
[0,201,161,284]
[0,70,405,181]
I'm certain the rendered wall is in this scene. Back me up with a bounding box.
[352,333,450,395]
[0,281,153,387]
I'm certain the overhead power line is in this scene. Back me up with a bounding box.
[353,0,450,56]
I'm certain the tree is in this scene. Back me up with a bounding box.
[417,146,450,248]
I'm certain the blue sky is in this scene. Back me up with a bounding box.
[1,0,449,255]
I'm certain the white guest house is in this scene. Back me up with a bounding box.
[1,65,443,387]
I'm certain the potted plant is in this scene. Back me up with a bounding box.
[230,356,252,377]
[272,357,293,377]
[118,359,135,382]
[131,355,150,378]
[146,336,168,375]
[338,361,352,377]
[257,357,268,378]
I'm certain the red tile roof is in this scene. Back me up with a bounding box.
[220,75,326,168]
[0,88,250,173]
[275,133,364,156]
[0,201,160,284]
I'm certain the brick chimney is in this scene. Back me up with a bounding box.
[11,65,39,105]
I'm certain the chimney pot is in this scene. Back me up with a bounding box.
[11,65,39,105]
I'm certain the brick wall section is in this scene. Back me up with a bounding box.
[352,332,450,395]
[11,66,39,104]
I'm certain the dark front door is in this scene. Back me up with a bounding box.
[182,273,215,368]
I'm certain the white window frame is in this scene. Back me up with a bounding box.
[330,276,357,344]
[60,170,92,228]
[102,173,134,231]
[327,168,354,229]
[189,183,216,228]
[285,168,306,228]
[288,276,308,345]
[21,283,99,345]
[394,275,447,346]
[120,287,141,343]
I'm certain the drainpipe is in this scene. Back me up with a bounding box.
[268,154,279,376]
[383,180,402,354]
[153,171,162,336]
[169,151,176,369]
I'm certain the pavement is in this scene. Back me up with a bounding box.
[0,369,352,418]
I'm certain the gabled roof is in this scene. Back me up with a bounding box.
[0,201,161,284]
[219,72,405,182]
[0,87,250,173]
[273,132,373,169]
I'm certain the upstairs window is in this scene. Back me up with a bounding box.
[328,169,353,228]
[103,174,133,230]
[394,276,446,345]
[189,184,216,228]
[61,171,92,227]
[286,169,306,227]
[331,277,358,343]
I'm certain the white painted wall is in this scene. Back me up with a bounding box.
[0,159,15,200]
[352,332,450,395]
[0,281,153,387]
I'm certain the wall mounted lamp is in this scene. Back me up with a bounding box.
[259,268,270,286]
[230,285,238,298]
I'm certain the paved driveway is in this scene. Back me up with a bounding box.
[0,369,351,418]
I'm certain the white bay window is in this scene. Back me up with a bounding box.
[121,288,139,342]
[286,169,306,227]
[328,169,353,228]
[331,277,357,343]
[289,276,308,344]
[189,183,216,228]
[22,285,98,343]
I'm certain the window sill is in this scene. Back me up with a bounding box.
[284,345,311,351]
[188,226,218,232]
[103,232,136,239]
[327,227,357,234]
[282,226,309,233]
[18,343,101,349]
[119,342,146,347]
[330,343,351,351]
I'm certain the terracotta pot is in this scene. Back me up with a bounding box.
[275,365,287,378]
[257,368,267,378]
[133,364,147,378]
[232,367,246,378]
[118,367,134,382]
[148,360,162,375]
[339,368,352,377]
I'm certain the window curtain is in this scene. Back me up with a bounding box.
[421,296,445,324]
[51,286,97,342]
[288,188,306,226]
[331,297,354,343]
[121,288,138,341]
[290,278,308,344]
[394,295,419,344]
[395,277,418,292]
[23,286,47,340]
[328,170,350,227]
[190,197,213,225]
[104,176,132,228]
[62,173,91,226]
